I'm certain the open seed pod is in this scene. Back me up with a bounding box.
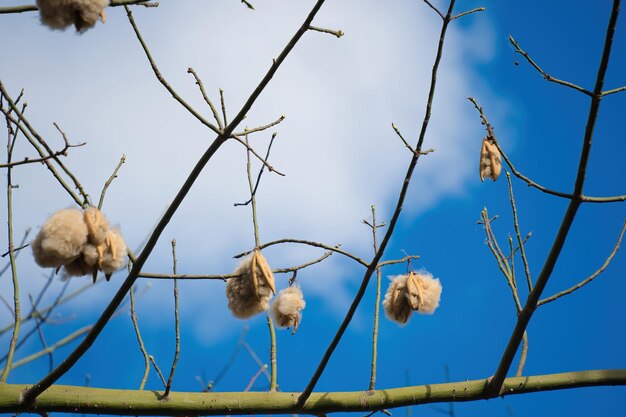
[479,137,502,182]
[383,271,442,325]
[226,250,275,319]
[271,285,306,334]
[37,0,109,32]
[33,206,127,283]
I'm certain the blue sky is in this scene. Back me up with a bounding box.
[1,1,625,416]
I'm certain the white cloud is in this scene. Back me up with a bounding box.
[0,0,505,343]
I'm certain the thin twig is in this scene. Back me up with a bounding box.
[506,172,532,292]
[233,115,285,136]
[1,116,20,382]
[235,132,278,206]
[241,340,272,383]
[98,155,126,210]
[149,355,167,388]
[367,206,382,391]
[244,365,268,392]
[230,134,286,177]
[377,255,420,268]
[138,249,333,280]
[29,295,53,372]
[235,238,368,267]
[308,25,344,38]
[266,315,277,391]
[509,36,593,96]
[121,11,221,135]
[219,89,228,127]
[10,325,92,371]
[602,85,626,96]
[163,240,180,399]
[451,7,485,20]
[241,0,255,10]
[391,123,415,154]
[130,285,150,390]
[0,95,84,205]
[422,0,444,19]
[538,219,626,306]
[187,67,224,130]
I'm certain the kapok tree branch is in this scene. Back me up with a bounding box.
[488,0,621,394]
[1,370,625,415]
[18,0,329,406]
[297,0,459,406]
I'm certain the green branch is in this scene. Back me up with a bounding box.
[0,370,624,415]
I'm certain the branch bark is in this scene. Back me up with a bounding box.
[1,370,624,415]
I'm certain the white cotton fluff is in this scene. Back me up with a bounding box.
[383,271,442,325]
[32,208,88,268]
[382,274,413,324]
[37,0,109,32]
[226,254,274,319]
[271,286,306,333]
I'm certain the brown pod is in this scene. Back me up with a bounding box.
[479,138,502,182]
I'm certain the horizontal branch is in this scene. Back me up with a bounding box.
[234,239,369,267]
[0,370,624,415]
[139,250,333,280]
[0,0,153,14]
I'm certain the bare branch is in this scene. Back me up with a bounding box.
[98,154,126,210]
[308,25,344,38]
[538,219,626,306]
[233,115,285,137]
[509,36,593,96]
[230,134,286,177]
[451,7,485,20]
[187,67,224,130]
[602,85,626,96]
[235,238,368,267]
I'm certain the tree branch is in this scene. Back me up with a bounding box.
[1,370,625,415]
[19,0,329,405]
[488,0,621,394]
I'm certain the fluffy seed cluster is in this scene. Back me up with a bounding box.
[32,207,127,282]
[272,285,306,334]
[37,0,109,32]
[226,250,276,319]
[479,137,502,182]
[383,271,442,324]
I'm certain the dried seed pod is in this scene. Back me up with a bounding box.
[98,228,127,279]
[479,138,502,182]
[272,285,306,334]
[83,207,110,245]
[382,274,413,324]
[37,0,109,32]
[383,271,442,324]
[226,252,275,319]
[32,208,88,268]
